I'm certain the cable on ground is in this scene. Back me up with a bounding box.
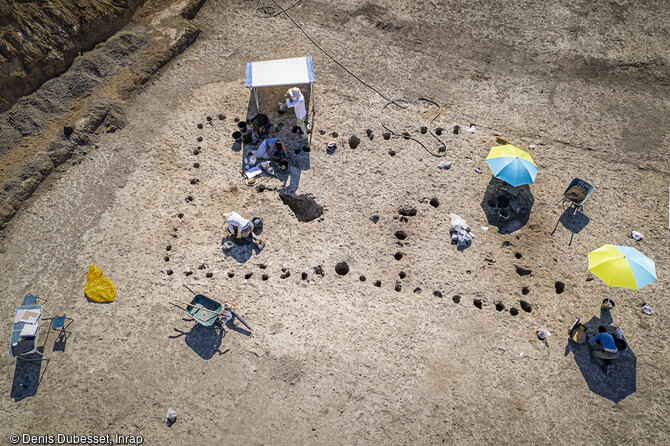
[239,0,450,156]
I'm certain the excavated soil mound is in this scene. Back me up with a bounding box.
[565,185,588,203]
[279,193,324,222]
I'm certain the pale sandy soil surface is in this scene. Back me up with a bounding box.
[1,0,670,444]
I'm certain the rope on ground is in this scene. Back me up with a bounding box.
[236,0,303,18]
[239,0,449,156]
[380,97,447,157]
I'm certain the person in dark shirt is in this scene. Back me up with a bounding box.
[587,325,619,370]
[249,114,270,143]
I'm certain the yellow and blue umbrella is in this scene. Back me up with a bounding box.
[485,144,538,187]
[588,244,657,305]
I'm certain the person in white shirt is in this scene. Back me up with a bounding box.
[224,211,264,248]
[285,87,308,135]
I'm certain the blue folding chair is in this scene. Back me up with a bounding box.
[51,315,73,337]
[21,294,47,306]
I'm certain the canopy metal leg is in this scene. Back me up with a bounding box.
[254,87,259,113]
[308,83,315,147]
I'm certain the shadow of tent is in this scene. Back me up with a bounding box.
[244,86,311,194]
[551,207,591,245]
[170,323,227,360]
[221,234,262,263]
[10,348,49,401]
[480,177,534,234]
[564,309,637,403]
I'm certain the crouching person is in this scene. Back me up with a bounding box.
[224,211,265,249]
[587,325,619,373]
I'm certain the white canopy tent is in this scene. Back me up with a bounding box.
[245,56,316,112]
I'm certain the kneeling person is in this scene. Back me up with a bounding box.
[225,211,264,249]
[253,138,295,163]
[587,325,619,370]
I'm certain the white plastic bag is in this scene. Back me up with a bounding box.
[450,214,473,247]
[537,327,551,340]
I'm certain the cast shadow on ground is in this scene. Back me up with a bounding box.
[480,177,534,234]
[51,317,73,352]
[52,327,73,353]
[10,343,50,402]
[221,233,263,264]
[230,139,243,153]
[551,206,590,246]
[564,308,637,403]
[225,319,252,337]
[85,295,114,304]
[169,320,229,360]
[241,87,311,194]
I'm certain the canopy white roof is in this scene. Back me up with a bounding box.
[245,56,315,112]
[245,56,315,88]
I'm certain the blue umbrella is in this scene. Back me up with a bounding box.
[485,144,539,187]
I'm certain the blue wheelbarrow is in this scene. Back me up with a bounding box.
[556,178,595,215]
[170,285,251,330]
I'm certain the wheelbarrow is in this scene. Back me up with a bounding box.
[556,177,595,215]
[170,285,251,330]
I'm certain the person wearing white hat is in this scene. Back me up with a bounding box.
[223,211,264,249]
[285,87,308,135]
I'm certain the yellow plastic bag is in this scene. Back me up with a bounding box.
[84,265,116,302]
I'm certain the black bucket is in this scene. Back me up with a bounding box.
[232,131,242,142]
[498,208,511,221]
[251,217,263,234]
[614,338,627,351]
[237,121,248,132]
[496,195,510,208]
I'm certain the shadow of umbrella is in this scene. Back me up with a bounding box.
[480,177,534,234]
[169,322,228,360]
[551,207,591,246]
[564,309,637,403]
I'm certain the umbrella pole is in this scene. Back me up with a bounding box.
[605,288,614,307]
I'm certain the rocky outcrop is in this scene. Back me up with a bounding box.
[0,0,144,113]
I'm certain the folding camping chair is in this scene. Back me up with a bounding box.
[50,315,73,351]
[22,294,48,306]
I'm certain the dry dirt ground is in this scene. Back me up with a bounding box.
[2,0,670,444]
